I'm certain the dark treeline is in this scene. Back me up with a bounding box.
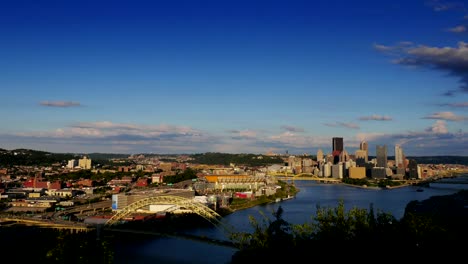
[86,153,129,160]
[368,155,468,165]
[0,226,114,264]
[229,189,468,262]
[162,167,198,184]
[2,189,467,263]
[0,149,287,167]
[407,155,468,165]
[0,149,75,166]
[0,149,130,167]
[2,148,468,167]
[188,152,285,166]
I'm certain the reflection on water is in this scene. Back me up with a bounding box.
[428,175,468,191]
[115,175,468,263]
[114,236,237,264]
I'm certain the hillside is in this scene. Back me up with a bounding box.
[0,149,75,166]
[407,156,468,165]
[0,148,467,166]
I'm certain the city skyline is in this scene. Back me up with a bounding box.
[1,0,467,156]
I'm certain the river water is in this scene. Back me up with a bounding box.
[114,175,468,264]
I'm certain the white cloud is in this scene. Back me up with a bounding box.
[438,101,468,107]
[359,115,393,121]
[423,111,466,121]
[447,25,467,33]
[268,132,330,149]
[373,43,393,52]
[280,125,305,132]
[1,120,467,156]
[376,41,468,95]
[425,0,465,12]
[323,122,360,129]
[425,120,449,133]
[356,132,386,142]
[40,101,81,107]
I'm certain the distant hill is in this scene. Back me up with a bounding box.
[0,149,131,167]
[406,156,468,166]
[188,152,285,166]
[0,148,467,166]
[366,155,468,166]
[85,153,129,160]
[0,148,75,166]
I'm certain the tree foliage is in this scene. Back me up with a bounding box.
[0,227,114,264]
[189,152,284,166]
[0,149,75,166]
[163,167,198,184]
[230,192,468,262]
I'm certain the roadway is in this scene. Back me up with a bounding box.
[52,200,112,220]
[0,216,92,231]
[275,175,341,182]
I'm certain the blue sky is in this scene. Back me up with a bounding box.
[1,0,467,156]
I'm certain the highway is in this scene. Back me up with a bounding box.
[0,216,92,231]
[275,176,341,182]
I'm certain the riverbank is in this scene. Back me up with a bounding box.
[219,180,299,215]
[341,183,382,190]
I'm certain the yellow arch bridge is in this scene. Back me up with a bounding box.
[104,195,235,238]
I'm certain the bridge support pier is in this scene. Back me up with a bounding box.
[96,224,103,241]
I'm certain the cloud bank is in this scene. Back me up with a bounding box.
[359,115,393,121]
[422,111,467,121]
[1,120,466,156]
[40,101,81,107]
[374,41,468,96]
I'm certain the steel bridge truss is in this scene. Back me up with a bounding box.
[104,195,232,234]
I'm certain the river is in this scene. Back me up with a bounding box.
[113,175,468,264]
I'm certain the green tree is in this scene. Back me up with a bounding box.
[230,200,402,262]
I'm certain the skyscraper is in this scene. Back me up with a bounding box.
[339,149,349,163]
[395,144,405,168]
[376,145,387,168]
[316,149,324,162]
[332,137,344,153]
[354,149,367,167]
[332,137,343,164]
[360,140,368,162]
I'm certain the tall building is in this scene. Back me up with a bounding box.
[376,145,387,168]
[331,163,343,179]
[408,159,419,179]
[78,156,92,170]
[355,150,367,166]
[316,149,324,162]
[359,140,368,162]
[332,137,344,153]
[395,144,405,169]
[288,156,302,174]
[332,137,343,164]
[323,162,331,177]
[67,159,78,169]
[339,149,349,163]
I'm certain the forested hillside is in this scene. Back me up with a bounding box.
[0,149,75,166]
[1,148,467,166]
[188,152,285,166]
[407,156,468,165]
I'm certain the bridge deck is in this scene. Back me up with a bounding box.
[0,217,92,231]
[275,176,341,182]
